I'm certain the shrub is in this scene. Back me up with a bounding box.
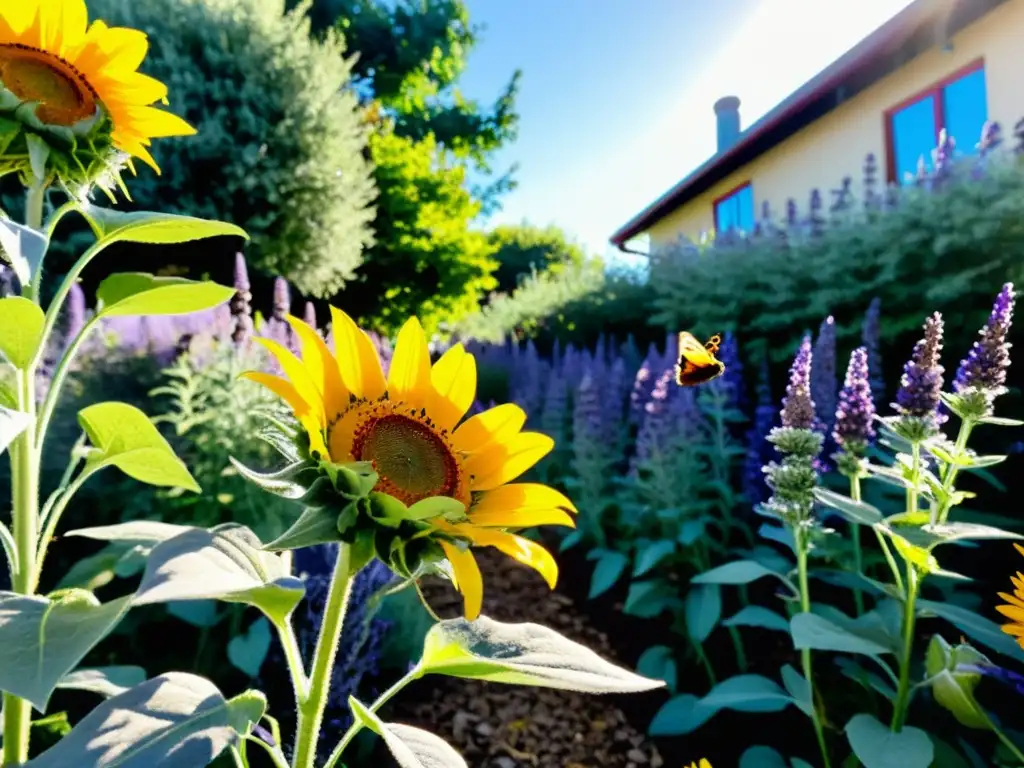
[85,0,377,296]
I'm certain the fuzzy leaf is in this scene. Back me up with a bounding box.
[0,403,31,456]
[0,219,48,287]
[814,488,884,524]
[845,713,933,768]
[0,591,131,710]
[228,457,316,500]
[56,666,146,699]
[588,550,629,599]
[636,646,677,692]
[79,205,248,247]
[0,297,44,370]
[78,402,200,492]
[96,273,235,318]
[350,697,467,768]
[263,505,346,551]
[419,615,664,694]
[132,524,304,627]
[25,673,254,768]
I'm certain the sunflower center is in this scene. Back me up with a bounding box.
[353,414,459,505]
[0,44,97,126]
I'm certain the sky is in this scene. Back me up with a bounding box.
[458,0,917,264]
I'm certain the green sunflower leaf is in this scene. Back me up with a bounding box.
[95,273,235,318]
[845,713,933,768]
[0,216,48,287]
[0,297,44,370]
[349,697,467,768]
[77,204,248,246]
[56,666,147,699]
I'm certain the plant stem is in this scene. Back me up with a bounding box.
[35,316,100,454]
[796,531,831,768]
[727,625,748,672]
[849,475,865,615]
[934,418,975,525]
[890,565,919,731]
[980,709,1024,765]
[277,621,309,710]
[322,666,422,768]
[874,528,904,593]
[24,183,45,302]
[291,544,353,768]
[33,468,95,591]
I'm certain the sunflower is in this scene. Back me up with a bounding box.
[0,0,194,190]
[244,309,577,619]
[686,761,711,768]
[996,543,1024,650]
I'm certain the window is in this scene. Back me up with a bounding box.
[886,60,988,184]
[714,183,754,234]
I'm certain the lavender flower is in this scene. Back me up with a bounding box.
[629,353,657,427]
[781,336,816,430]
[954,283,1014,397]
[573,372,604,445]
[540,369,568,442]
[230,253,254,344]
[709,332,745,409]
[811,316,837,434]
[894,312,945,426]
[743,357,775,505]
[834,347,876,455]
[861,297,885,407]
[272,277,290,321]
[633,368,676,468]
[604,356,629,432]
[303,301,317,330]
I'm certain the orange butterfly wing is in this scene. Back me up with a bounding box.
[675,331,726,386]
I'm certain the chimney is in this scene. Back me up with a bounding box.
[714,96,741,153]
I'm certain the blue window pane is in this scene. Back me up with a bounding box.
[735,185,754,232]
[943,67,987,156]
[892,95,936,185]
[715,195,737,233]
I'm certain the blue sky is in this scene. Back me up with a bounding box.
[458,0,916,262]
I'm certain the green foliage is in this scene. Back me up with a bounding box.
[334,128,498,335]
[649,162,1024,368]
[85,0,377,296]
[487,223,587,295]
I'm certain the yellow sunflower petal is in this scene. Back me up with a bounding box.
[388,317,431,408]
[1001,623,1024,637]
[90,25,149,73]
[107,104,195,138]
[34,0,88,56]
[440,541,483,621]
[240,372,327,457]
[996,604,1024,623]
[1015,543,1024,558]
[451,403,526,455]
[0,0,37,40]
[253,337,326,427]
[329,306,386,401]
[471,483,578,515]
[467,528,558,589]
[469,508,575,529]
[430,343,476,432]
[95,71,168,104]
[465,432,555,492]
[286,315,349,417]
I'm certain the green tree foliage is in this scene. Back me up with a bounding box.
[338,128,497,335]
[488,223,587,295]
[302,0,521,330]
[649,161,1024,380]
[86,0,377,296]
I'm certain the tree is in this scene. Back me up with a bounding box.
[487,223,588,295]
[85,0,377,297]
[335,127,498,335]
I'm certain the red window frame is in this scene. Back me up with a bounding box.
[883,58,985,182]
[712,181,753,232]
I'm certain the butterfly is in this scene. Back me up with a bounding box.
[674,331,726,386]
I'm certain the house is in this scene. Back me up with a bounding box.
[609,0,1022,253]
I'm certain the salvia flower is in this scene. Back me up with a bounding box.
[633,368,677,469]
[894,312,946,431]
[834,347,876,454]
[954,283,1014,409]
[0,0,195,195]
[781,336,816,430]
[629,353,657,427]
[811,316,837,434]
[244,309,577,619]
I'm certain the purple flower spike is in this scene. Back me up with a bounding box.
[574,372,604,444]
[862,297,885,407]
[272,277,290,321]
[894,312,945,424]
[633,368,676,467]
[629,353,657,427]
[743,357,775,504]
[954,283,1015,396]
[64,282,86,344]
[781,336,816,430]
[811,316,837,433]
[303,301,317,330]
[834,347,876,451]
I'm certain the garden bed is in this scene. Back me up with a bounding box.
[382,549,666,767]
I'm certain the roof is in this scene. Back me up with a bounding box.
[609,0,1004,249]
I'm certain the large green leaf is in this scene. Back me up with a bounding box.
[723,606,790,633]
[633,539,675,577]
[78,402,200,491]
[845,713,934,768]
[26,673,257,768]
[350,697,467,768]
[132,524,304,628]
[648,675,792,736]
[692,559,793,592]
[0,219,48,287]
[67,520,193,547]
[895,521,1022,551]
[780,665,813,718]
[56,666,147,699]
[0,591,131,710]
[623,579,681,619]
[588,550,629,599]
[0,297,44,370]
[0,403,31,456]
[685,584,721,643]
[78,205,248,246]
[636,646,677,692]
[96,273,235,318]
[419,616,664,693]
[814,488,884,524]
[918,599,1024,662]
[790,612,891,656]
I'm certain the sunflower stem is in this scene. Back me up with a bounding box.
[24,182,45,302]
[291,544,354,768]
